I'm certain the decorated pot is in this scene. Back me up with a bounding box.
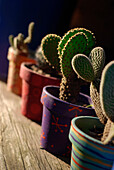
[20,62,60,122]
[40,85,96,156]
[69,116,114,169]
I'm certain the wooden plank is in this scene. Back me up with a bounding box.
[0,81,70,170]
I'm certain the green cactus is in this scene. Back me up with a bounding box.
[9,22,34,53]
[59,32,88,102]
[58,28,96,103]
[41,34,61,73]
[58,28,96,56]
[72,47,106,124]
[100,61,114,144]
[41,28,96,103]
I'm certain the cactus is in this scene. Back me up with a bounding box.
[72,48,114,144]
[41,34,61,73]
[59,29,95,103]
[100,61,114,144]
[9,22,34,54]
[72,47,106,124]
[41,28,96,103]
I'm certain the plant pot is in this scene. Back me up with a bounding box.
[40,85,96,156]
[7,47,36,96]
[69,116,114,169]
[20,62,60,122]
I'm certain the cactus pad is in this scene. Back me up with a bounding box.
[58,28,96,56]
[100,60,114,122]
[41,34,61,73]
[60,32,87,79]
[72,54,94,82]
[89,47,105,79]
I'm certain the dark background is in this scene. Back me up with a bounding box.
[0,0,114,81]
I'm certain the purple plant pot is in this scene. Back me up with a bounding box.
[40,85,96,156]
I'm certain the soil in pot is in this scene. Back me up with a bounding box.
[26,63,62,79]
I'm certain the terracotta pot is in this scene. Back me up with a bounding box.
[69,116,114,169]
[7,47,36,96]
[20,62,60,122]
[40,85,96,156]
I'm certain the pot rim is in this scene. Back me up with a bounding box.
[71,116,114,149]
[42,85,94,110]
[20,62,60,82]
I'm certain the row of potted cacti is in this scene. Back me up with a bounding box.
[6,22,114,169]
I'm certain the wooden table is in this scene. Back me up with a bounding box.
[0,81,70,170]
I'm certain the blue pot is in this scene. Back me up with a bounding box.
[69,116,114,169]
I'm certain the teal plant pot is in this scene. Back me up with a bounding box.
[69,116,114,170]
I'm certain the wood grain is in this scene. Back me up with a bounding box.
[0,81,70,170]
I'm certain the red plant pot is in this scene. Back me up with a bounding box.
[7,47,36,96]
[20,62,60,122]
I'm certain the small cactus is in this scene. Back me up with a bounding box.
[9,22,35,54]
[72,48,114,144]
[72,47,106,124]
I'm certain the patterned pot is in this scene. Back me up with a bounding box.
[20,62,60,122]
[7,47,36,96]
[40,85,96,156]
[69,116,114,169]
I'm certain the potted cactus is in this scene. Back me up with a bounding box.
[7,22,36,96]
[19,45,61,122]
[40,28,97,156]
[69,56,114,168]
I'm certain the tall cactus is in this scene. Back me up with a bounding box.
[59,28,95,103]
[9,22,35,54]
[72,47,106,124]
[41,28,96,104]
[100,61,114,144]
